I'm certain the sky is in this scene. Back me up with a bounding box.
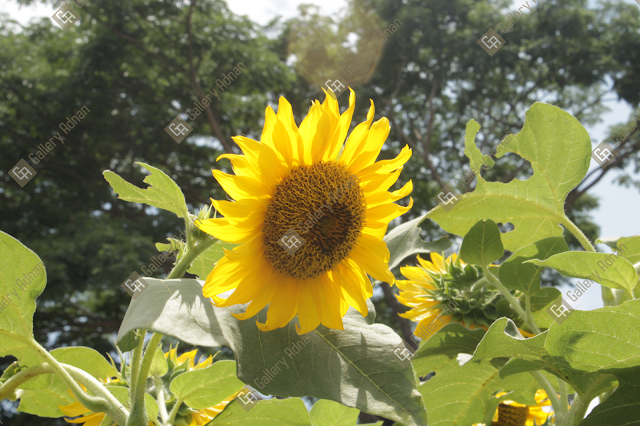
[2,0,640,311]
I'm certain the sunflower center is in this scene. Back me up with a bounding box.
[263,161,366,279]
[493,403,529,426]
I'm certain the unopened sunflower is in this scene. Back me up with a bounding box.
[196,89,412,333]
[473,389,556,426]
[396,253,526,339]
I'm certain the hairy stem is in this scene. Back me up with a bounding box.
[560,216,596,252]
[530,371,564,421]
[154,376,169,425]
[481,267,541,334]
[564,374,612,426]
[128,333,163,426]
[0,363,54,400]
[166,233,217,280]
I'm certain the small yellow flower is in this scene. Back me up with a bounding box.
[472,389,556,426]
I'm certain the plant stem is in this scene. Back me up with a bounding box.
[129,329,146,400]
[560,216,596,252]
[530,371,564,421]
[563,374,610,426]
[128,333,163,426]
[0,363,54,400]
[166,234,217,280]
[167,397,183,426]
[154,376,169,424]
[482,266,541,334]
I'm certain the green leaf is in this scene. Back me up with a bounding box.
[208,397,312,426]
[51,347,117,381]
[383,215,451,271]
[103,162,189,219]
[149,344,168,377]
[579,367,640,426]
[427,103,591,252]
[526,251,638,298]
[413,324,538,425]
[228,300,428,426]
[116,278,228,348]
[596,236,640,265]
[309,399,359,426]
[525,287,563,329]
[187,240,239,279]
[499,237,569,295]
[171,361,244,410]
[459,219,504,266]
[118,280,427,425]
[0,232,47,366]
[17,374,75,418]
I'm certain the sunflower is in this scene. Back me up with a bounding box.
[195,89,413,333]
[472,389,556,426]
[396,253,531,340]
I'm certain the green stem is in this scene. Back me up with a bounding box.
[154,376,169,425]
[530,371,564,421]
[129,329,146,400]
[564,374,610,426]
[167,397,183,426]
[558,378,569,418]
[0,363,54,400]
[128,333,163,426]
[482,266,541,334]
[560,215,596,252]
[166,235,217,280]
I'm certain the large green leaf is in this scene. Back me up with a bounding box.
[208,397,312,426]
[427,103,591,252]
[527,251,638,298]
[413,324,538,426]
[499,237,569,296]
[596,236,640,265]
[383,215,451,271]
[309,399,359,426]
[228,300,428,426]
[17,374,75,418]
[116,278,228,348]
[118,280,428,425]
[51,347,117,381]
[171,361,244,410]
[187,240,239,279]
[459,219,504,266]
[580,367,640,426]
[0,232,47,367]
[103,162,189,219]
